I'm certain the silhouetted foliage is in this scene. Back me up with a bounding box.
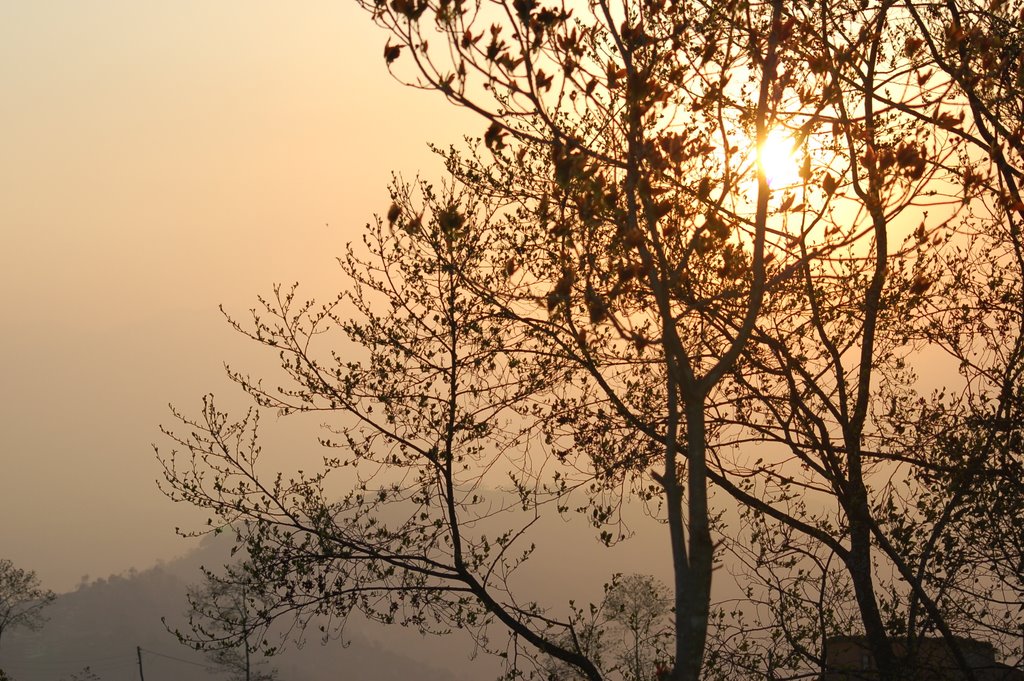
[172,570,278,681]
[159,0,1024,679]
[0,559,55,648]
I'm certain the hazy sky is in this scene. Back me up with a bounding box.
[0,2,477,592]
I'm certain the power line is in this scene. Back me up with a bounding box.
[0,652,135,670]
[1,650,136,665]
[138,646,221,672]
[2,645,222,675]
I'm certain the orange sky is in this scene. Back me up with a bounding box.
[0,1,477,591]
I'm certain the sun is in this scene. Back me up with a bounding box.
[759,129,801,189]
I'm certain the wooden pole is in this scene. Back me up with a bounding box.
[136,646,145,681]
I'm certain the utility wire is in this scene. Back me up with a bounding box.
[0,653,136,670]
[2,646,220,674]
[138,646,222,672]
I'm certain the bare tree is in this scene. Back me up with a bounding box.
[159,182,614,680]
[604,574,672,681]
[168,567,279,681]
[542,574,671,681]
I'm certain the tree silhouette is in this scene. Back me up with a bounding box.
[172,568,278,681]
[0,559,55,649]
[159,183,613,678]
[604,575,672,681]
[159,0,1024,679]
[367,0,1024,676]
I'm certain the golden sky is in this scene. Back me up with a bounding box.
[0,1,475,591]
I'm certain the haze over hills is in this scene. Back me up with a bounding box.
[0,534,478,681]
[0,497,671,681]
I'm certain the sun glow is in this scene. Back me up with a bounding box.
[759,129,801,189]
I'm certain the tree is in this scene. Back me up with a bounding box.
[363,3,794,678]
[159,183,610,679]
[885,0,1024,663]
[172,569,278,681]
[694,2,1024,675]
[542,574,671,681]
[0,559,56,648]
[603,574,672,681]
[158,0,1024,680]
[366,0,1024,673]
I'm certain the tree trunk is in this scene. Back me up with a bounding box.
[670,400,714,681]
[847,489,899,681]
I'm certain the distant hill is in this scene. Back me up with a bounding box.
[1,494,669,681]
[0,535,479,681]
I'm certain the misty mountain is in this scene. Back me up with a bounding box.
[0,490,673,681]
[0,535,479,681]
